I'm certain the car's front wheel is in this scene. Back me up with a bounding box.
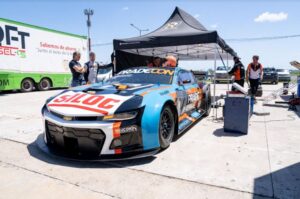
[159,106,175,149]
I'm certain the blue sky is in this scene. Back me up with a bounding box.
[2,0,300,70]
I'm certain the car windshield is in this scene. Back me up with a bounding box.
[217,66,227,71]
[98,67,112,74]
[106,67,174,85]
[263,68,275,72]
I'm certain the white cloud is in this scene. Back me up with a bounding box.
[194,14,200,19]
[254,12,288,23]
[122,6,129,11]
[210,24,218,29]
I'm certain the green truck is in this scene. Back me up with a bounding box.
[0,18,87,92]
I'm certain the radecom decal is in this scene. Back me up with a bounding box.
[0,25,30,58]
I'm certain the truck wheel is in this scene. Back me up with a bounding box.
[38,78,51,91]
[159,106,175,149]
[21,78,34,92]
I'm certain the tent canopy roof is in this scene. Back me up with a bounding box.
[113,7,237,60]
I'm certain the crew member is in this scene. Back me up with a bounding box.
[228,56,245,89]
[84,52,101,84]
[69,51,85,87]
[163,55,177,67]
[148,57,161,67]
[246,55,263,97]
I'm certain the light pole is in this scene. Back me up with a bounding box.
[130,23,149,36]
[84,8,94,53]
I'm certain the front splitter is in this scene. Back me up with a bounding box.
[35,134,159,162]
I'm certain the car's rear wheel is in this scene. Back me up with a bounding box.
[203,90,212,116]
[159,106,175,149]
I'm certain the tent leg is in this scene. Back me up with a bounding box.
[213,45,217,119]
[227,53,229,91]
[113,50,116,76]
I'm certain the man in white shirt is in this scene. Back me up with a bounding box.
[246,55,263,97]
[84,52,101,84]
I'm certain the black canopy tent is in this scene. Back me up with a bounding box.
[113,7,237,72]
[113,7,238,118]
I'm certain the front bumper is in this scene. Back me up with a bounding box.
[42,108,150,158]
[278,76,291,82]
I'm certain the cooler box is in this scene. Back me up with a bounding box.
[224,96,250,134]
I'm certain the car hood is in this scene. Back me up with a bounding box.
[46,83,154,116]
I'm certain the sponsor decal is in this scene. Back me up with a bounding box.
[0,25,30,58]
[119,68,174,76]
[47,91,131,116]
[0,79,9,87]
[120,125,138,134]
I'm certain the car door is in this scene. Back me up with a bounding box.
[176,70,200,115]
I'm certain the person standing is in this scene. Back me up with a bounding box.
[84,52,101,84]
[69,51,85,87]
[162,55,177,67]
[228,56,245,89]
[246,55,263,97]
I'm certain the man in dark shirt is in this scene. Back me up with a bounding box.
[69,51,85,87]
[228,56,245,89]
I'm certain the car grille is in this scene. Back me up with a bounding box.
[49,110,102,121]
[46,121,105,155]
[216,73,228,78]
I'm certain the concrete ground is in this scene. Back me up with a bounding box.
[0,83,299,199]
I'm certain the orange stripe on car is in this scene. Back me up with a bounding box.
[113,122,122,154]
[139,86,171,96]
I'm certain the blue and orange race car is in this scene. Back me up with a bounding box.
[42,67,211,159]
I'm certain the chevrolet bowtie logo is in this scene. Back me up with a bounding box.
[63,116,73,121]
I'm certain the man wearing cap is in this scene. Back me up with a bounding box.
[246,55,263,97]
[228,56,245,89]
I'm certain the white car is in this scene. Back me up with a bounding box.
[276,69,291,82]
[215,66,231,83]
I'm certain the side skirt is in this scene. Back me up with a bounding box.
[178,109,205,134]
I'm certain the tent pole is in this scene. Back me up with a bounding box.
[213,45,217,119]
[113,50,116,76]
[227,53,229,91]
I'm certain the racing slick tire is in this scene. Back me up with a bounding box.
[38,78,52,91]
[201,87,212,117]
[159,105,175,149]
[21,78,34,92]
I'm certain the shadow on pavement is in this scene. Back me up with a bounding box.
[253,162,300,199]
[27,135,156,169]
[213,128,245,137]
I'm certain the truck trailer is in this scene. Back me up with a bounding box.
[0,18,87,92]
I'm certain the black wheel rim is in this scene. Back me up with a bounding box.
[160,110,173,139]
[42,80,49,88]
[23,81,31,90]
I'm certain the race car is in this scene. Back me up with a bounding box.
[41,67,211,159]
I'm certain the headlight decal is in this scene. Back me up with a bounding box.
[103,111,138,121]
